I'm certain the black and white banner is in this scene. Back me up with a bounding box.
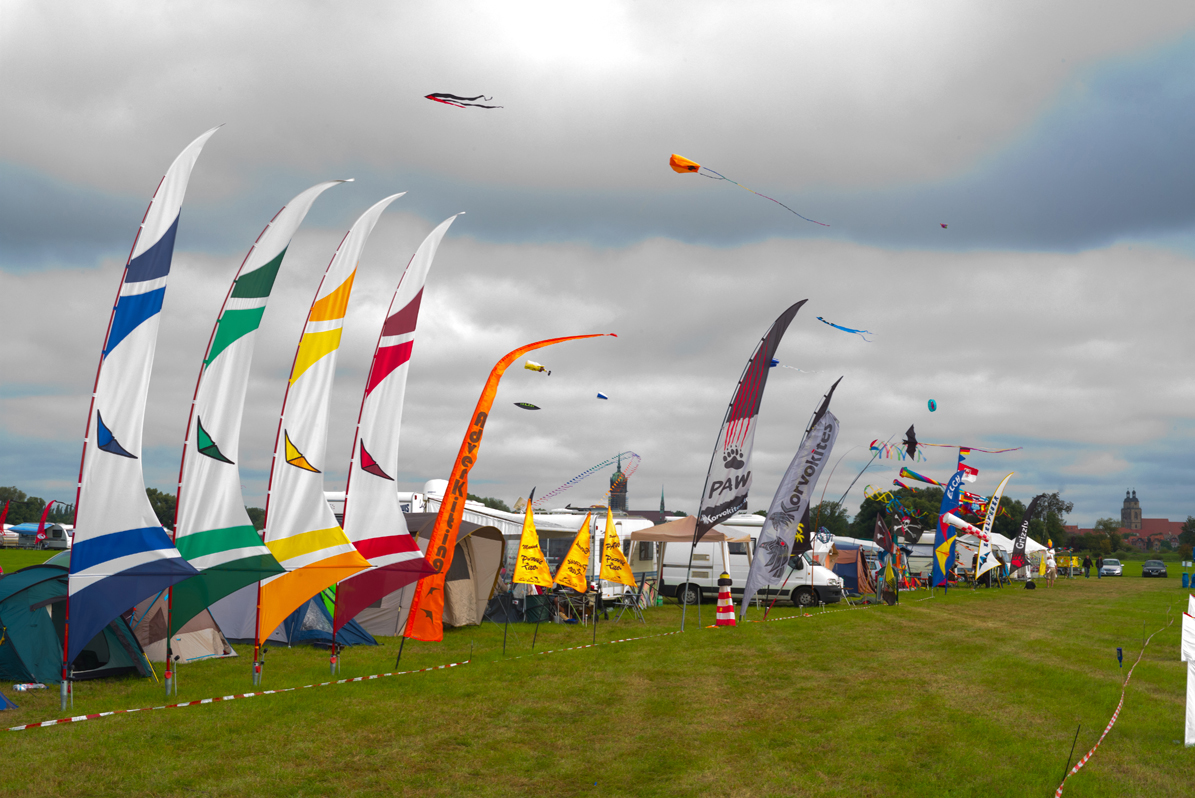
[739,409,839,615]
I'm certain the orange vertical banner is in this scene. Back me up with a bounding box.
[403,333,615,642]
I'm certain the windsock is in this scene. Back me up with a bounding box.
[524,360,550,375]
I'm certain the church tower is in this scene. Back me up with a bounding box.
[1120,490,1141,530]
[609,453,628,512]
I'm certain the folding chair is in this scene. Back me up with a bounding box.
[614,579,647,624]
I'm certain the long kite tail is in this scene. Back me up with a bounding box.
[699,168,829,226]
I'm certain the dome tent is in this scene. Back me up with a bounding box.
[0,564,152,684]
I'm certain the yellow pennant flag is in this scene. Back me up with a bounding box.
[599,506,636,588]
[512,491,553,588]
[553,513,592,592]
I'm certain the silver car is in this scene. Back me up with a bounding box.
[1099,558,1123,577]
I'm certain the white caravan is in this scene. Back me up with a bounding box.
[658,514,844,608]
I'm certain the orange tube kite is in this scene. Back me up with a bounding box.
[403,332,616,642]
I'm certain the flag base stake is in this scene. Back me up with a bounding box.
[395,636,406,669]
[59,678,71,712]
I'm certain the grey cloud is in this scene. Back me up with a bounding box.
[5,33,1195,271]
[3,223,1193,527]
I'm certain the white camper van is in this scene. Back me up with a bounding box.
[659,517,843,608]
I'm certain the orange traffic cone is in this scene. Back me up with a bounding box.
[715,572,736,627]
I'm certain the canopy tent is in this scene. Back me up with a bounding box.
[131,590,236,663]
[627,515,751,543]
[362,514,506,635]
[0,564,152,684]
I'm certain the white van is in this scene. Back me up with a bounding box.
[659,523,844,609]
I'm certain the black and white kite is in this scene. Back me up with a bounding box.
[425,93,503,109]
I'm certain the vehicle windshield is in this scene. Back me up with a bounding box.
[1144,560,1163,566]
[1104,559,1120,566]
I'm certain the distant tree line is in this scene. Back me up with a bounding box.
[3,485,266,532]
[468,493,511,513]
[0,486,76,525]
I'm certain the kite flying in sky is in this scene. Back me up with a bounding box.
[596,392,609,400]
[524,360,550,375]
[425,93,503,109]
[669,154,828,226]
[816,316,874,342]
[902,425,918,458]
[928,399,937,412]
[514,402,540,411]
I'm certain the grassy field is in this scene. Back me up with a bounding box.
[1,553,1192,797]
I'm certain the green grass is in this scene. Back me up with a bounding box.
[1,562,1192,796]
[0,548,58,573]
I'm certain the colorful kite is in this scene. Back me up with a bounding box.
[928,399,937,412]
[524,360,550,375]
[669,154,828,226]
[596,392,609,400]
[816,317,874,342]
[532,451,640,508]
[940,224,948,229]
[514,402,540,410]
[869,438,923,461]
[425,93,502,109]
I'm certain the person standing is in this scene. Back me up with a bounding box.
[1082,554,1092,578]
[1045,548,1057,587]
[1096,553,1104,579]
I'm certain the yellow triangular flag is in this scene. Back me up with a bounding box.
[599,506,636,588]
[512,492,553,588]
[553,513,592,592]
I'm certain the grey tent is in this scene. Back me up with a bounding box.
[0,564,152,684]
[131,590,236,663]
[356,513,506,636]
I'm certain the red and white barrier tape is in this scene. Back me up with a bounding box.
[7,660,467,733]
[1054,609,1175,796]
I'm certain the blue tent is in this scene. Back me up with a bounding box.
[0,564,152,684]
[280,588,377,648]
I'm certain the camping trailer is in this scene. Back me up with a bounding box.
[10,522,71,550]
[651,515,844,608]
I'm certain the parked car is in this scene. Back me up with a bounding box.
[1141,559,1168,578]
[1099,558,1123,577]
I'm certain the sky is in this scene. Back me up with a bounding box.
[2,1,1194,528]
